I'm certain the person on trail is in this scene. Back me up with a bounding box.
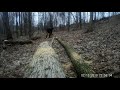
[45,27,54,38]
[45,22,54,38]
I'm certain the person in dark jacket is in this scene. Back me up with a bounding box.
[46,27,54,38]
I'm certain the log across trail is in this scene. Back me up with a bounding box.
[4,40,32,45]
[55,37,95,78]
[24,41,66,78]
[3,36,41,45]
[31,36,41,40]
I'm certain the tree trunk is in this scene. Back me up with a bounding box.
[23,12,27,36]
[2,12,13,40]
[28,12,32,39]
[85,12,93,33]
[24,41,66,78]
[19,12,22,36]
[79,12,82,29]
[16,12,18,38]
[94,12,96,21]
[67,12,70,31]
[55,37,95,78]
[20,12,23,36]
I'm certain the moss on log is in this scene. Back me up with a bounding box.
[24,41,66,78]
[55,37,95,78]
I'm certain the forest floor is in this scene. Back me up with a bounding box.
[0,15,120,78]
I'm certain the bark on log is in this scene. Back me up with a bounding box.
[55,37,95,78]
[24,41,66,78]
[4,40,32,45]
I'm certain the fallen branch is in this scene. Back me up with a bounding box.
[31,36,41,40]
[24,41,66,78]
[55,37,95,78]
[50,37,55,46]
[4,40,33,45]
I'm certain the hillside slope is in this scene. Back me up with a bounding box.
[53,15,120,77]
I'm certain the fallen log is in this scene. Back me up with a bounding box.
[31,36,41,40]
[4,40,33,45]
[55,37,95,78]
[24,41,66,78]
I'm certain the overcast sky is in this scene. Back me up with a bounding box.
[32,12,120,26]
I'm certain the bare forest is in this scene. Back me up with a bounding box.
[0,12,120,78]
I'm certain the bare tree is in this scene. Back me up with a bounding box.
[79,12,82,29]
[16,12,18,37]
[38,12,40,31]
[9,12,15,35]
[85,12,93,33]
[2,12,13,40]
[94,12,96,21]
[28,12,32,39]
[53,12,58,28]
[101,12,104,18]
[0,13,3,34]
[89,12,93,31]
[20,12,23,36]
[23,12,28,35]
[49,12,53,28]
[76,12,79,24]
[67,12,70,31]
